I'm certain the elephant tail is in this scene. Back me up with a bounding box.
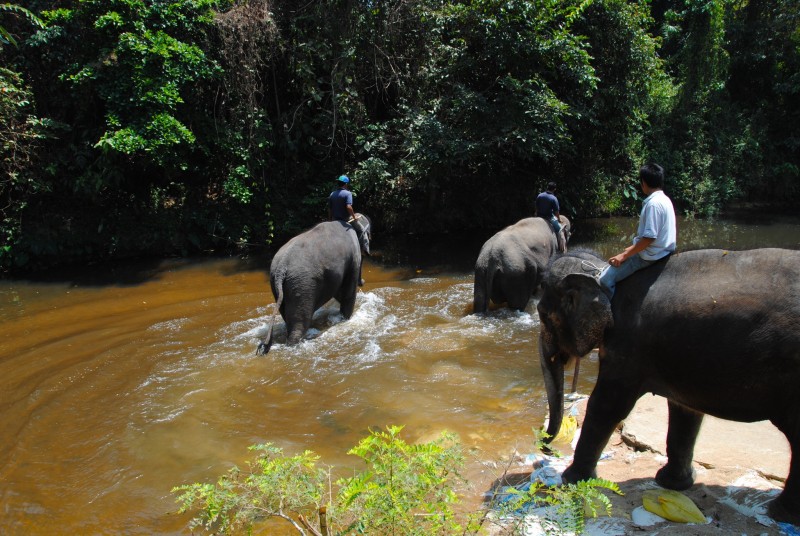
[257,276,284,356]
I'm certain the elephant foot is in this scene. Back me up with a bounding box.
[768,495,800,526]
[561,464,597,485]
[655,463,695,491]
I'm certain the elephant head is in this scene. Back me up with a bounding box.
[536,254,612,440]
[559,215,572,244]
[352,213,372,256]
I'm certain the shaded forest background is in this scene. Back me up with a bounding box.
[1,0,798,272]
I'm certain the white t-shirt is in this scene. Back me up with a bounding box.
[635,190,676,261]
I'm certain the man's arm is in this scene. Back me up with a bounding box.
[608,237,655,267]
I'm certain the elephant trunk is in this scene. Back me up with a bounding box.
[539,332,565,442]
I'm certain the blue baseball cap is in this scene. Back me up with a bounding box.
[337,175,350,183]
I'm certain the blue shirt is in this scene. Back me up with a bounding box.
[535,191,560,219]
[329,188,353,221]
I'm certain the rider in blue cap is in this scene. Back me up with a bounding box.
[328,174,366,286]
[328,174,355,222]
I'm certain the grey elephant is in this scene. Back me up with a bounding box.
[536,248,800,524]
[257,215,372,355]
[473,216,571,314]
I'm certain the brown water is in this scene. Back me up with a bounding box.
[1,215,799,534]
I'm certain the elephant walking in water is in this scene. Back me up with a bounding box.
[257,215,371,355]
[536,248,800,525]
[473,216,570,314]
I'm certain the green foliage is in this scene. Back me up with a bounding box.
[173,426,484,535]
[2,0,799,270]
[357,0,602,229]
[44,0,222,171]
[0,67,50,271]
[336,425,478,535]
[173,443,325,534]
[173,426,622,536]
[0,5,48,269]
[644,0,736,217]
[0,3,44,47]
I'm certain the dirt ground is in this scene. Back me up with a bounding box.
[477,395,797,535]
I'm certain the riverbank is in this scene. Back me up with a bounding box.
[488,393,794,535]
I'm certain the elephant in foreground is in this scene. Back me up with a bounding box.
[257,215,372,355]
[473,216,570,313]
[536,248,800,524]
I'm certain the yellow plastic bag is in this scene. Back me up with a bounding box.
[551,415,577,444]
[642,489,706,524]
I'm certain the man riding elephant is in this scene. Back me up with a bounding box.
[535,181,567,253]
[473,215,571,314]
[257,212,372,355]
[329,174,367,286]
[536,248,800,525]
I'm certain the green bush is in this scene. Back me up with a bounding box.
[173,425,621,536]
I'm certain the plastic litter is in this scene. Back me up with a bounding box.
[543,403,580,444]
[642,489,707,524]
[552,415,577,444]
[530,460,565,487]
[631,505,667,527]
[778,522,800,535]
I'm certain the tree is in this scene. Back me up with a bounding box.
[0,3,46,270]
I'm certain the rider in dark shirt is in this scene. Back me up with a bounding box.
[535,181,566,252]
[328,175,356,222]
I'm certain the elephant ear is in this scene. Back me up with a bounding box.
[559,216,571,242]
[352,213,371,255]
[556,273,613,356]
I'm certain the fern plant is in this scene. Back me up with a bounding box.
[490,477,622,535]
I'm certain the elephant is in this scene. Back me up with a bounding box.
[536,248,800,525]
[256,214,372,355]
[473,215,571,314]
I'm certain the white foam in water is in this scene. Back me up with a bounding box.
[147,318,190,333]
[233,281,540,370]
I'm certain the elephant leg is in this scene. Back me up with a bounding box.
[285,320,309,345]
[473,269,489,314]
[473,293,488,314]
[655,401,702,490]
[338,277,358,319]
[506,277,532,311]
[339,293,356,318]
[507,292,530,311]
[767,416,800,525]
[557,230,567,253]
[563,377,640,483]
[284,300,313,345]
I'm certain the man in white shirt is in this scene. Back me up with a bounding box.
[598,163,676,299]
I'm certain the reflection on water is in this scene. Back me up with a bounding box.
[0,215,799,533]
[573,214,800,258]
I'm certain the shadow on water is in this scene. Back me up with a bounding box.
[7,254,273,287]
[371,230,495,275]
[9,209,800,287]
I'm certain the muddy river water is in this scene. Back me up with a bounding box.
[1,215,799,533]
